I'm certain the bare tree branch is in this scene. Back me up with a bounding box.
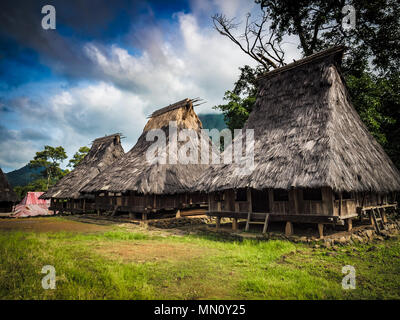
[212,11,286,71]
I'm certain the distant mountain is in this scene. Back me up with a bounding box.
[198,113,227,132]
[6,164,44,187]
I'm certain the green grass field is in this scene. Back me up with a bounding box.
[0,217,399,300]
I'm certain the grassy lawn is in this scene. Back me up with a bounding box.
[0,217,399,299]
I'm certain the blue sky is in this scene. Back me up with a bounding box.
[0,0,300,172]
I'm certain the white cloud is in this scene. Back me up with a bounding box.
[0,82,148,171]
[83,11,258,115]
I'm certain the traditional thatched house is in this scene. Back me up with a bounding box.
[0,168,18,213]
[196,46,400,237]
[80,98,214,218]
[40,133,124,213]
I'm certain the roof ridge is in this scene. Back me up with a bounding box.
[257,46,345,81]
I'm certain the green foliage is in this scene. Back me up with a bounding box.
[13,178,48,200]
[214,91,256,132]
[29,145,67,190]
[68,146,90,168]
[258,0,400,75]
[213,65,264,131]
[346,72,396,145]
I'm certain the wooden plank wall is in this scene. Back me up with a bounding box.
[211,187,336,216]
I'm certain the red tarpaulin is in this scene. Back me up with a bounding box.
[12,192,55,218]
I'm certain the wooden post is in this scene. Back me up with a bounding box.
[262,213,270,234]
[216,217,221,230]
[233,201,239,231]
[176,209,181,218]
[245,211,251,232]
[247,188,252,212]
[369,210,375,226]
[381,208,388,223]
[142,212,147,221]
[285,221,293,236]
[338,192,343,217]
[129,212,133,219]
[290,188,299,214]
[318,223,324,239]
[232,218,238,231]
[346,218,352,232]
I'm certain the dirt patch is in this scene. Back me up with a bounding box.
[94,241,213,263]
[0,217,110,233]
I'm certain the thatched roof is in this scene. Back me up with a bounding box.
[81,98,216,195]
[40,133,125,199]
[0,168,18,203]
[196,46,400,193]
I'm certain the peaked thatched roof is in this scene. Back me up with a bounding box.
[0,168,18,203]
[196,46,400,193]
[40,134,125,199]
[81,98,216,195]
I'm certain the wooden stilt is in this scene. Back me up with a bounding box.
[346,218,352,232]
[216,217,221,230]
[381,208,388,223]
[318,223,324,239]
[142,212,147,221]
[262,213,270,234]
[232,218,238,231]
[369,211,375,226]
[285,221,293,236]
[245,211,251,232]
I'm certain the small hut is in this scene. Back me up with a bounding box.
[40,133,125,213]
[80,98,214,219]
[196,46,400,237]
[0,168,18,213]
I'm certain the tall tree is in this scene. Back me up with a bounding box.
[258,0,400,75]
[29,145,67,189]
[68,146,90,169]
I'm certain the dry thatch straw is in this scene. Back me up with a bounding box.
[195,46,400,193]
[40,134,125,199]
[0,168,18,203]
[81,98,216,195]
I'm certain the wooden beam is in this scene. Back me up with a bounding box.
[285,221,293,236]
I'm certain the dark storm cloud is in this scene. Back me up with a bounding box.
[0,0,145,83]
